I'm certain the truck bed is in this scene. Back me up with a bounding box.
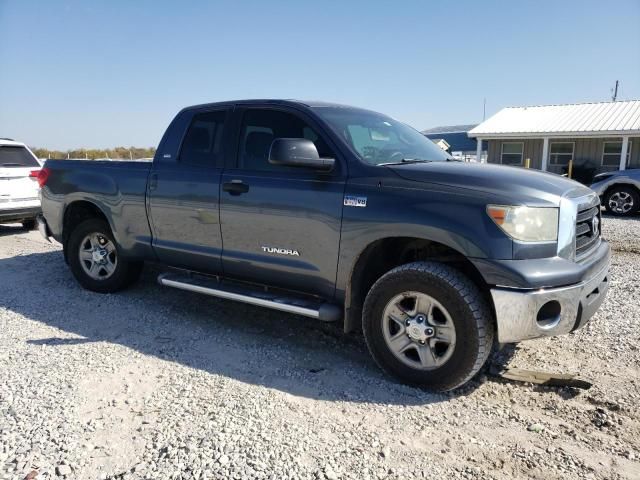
[40,158,154,258]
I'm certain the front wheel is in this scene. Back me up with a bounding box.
[67,218,143,293]
[604,186,640,216]
[362,261,494,392]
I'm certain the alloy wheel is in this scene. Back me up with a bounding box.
[382,291,456,370]
[78,233,118,280]
[608,191,634,214]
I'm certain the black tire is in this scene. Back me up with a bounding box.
[362,261,494,392]
[21,219,37,230]
[604,185,640,216]
[67,218,143,293]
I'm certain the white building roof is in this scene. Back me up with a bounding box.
[469,100,640,138]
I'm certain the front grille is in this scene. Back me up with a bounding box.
[575,200,601,260]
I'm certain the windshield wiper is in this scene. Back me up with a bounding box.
[379,158,432,166]
[1,163,23,167]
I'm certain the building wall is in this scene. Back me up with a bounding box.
[487,139,543,168]
[487,137,640,175]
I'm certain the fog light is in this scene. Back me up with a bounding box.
[536,301,561,329]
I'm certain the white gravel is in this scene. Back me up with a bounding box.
[602,212,640,254]
[1,222,639,480]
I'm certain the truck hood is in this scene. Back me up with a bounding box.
[388,161,593,206]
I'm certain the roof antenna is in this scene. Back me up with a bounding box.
[483,98,486,121]
[612,80,619,102]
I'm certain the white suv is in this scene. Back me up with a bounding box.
[0,138,43,229]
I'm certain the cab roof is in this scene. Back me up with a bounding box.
[180,99,379,114]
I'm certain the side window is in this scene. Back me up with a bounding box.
[500,142,524,165]
[602,141,632,167]
[179,111,226,167]
[238,109,334,171]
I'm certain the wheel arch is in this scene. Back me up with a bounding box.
[62,200,113,263]
[603,181,640,199]
[343,236,494,333]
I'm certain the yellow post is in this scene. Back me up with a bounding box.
[568,159,573,179]
[525,158,530,169]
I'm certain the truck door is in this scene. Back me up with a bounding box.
[147,108,229,273]
[219,106,346,299]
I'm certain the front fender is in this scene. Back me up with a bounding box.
[334,180,513,301]
[596,178,640,197]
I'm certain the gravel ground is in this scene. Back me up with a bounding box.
[1,217,639,480]
[601,213,640,254]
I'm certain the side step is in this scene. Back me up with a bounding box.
[157,272,342,322]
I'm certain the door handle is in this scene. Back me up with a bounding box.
[222,180,250,195]
[148,173,158,191]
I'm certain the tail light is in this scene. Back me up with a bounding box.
[35,167,51,188]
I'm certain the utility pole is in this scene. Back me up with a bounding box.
[483,98,486,121]
[612,80,619,101]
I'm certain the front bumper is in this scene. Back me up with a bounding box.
[491,245,611,343]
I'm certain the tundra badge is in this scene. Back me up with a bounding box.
[262,246,300,256]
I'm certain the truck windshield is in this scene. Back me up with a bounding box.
[312,107,451,165]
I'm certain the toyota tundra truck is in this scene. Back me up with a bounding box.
[37,100,610,391]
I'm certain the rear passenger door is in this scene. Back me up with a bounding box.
[147,108,229,273]
[219,106,346,298]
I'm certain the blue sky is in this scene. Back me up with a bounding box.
[1,0,639,150]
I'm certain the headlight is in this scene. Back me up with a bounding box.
[487,205,559,242]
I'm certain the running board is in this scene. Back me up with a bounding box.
[157,273,341,322]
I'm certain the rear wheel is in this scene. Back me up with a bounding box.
[21,219,36,230]
[604,185,640,216]
[67,219,143,293]
[362,261,494,391]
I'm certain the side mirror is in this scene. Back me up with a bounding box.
[269,138,335,171]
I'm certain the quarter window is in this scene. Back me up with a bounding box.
[179,111,226,167]
[500,142,523,165]
[549,142,574,166]
[602,141,632,167]
[238,109,334,171]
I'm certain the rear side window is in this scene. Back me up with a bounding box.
[0,146,39,167]
[238,109,334,171]
[179,111,226,167]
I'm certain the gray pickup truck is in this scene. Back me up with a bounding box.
[38,100,610,391]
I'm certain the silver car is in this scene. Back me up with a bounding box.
[591,169,640,216]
